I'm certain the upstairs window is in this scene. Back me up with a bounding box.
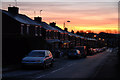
[21,24,24,35]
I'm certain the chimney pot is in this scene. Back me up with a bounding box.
[8,6,19,14]
[34,17,42,23]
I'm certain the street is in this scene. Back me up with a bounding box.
[2,48,116,80]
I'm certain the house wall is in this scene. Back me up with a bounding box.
[2,13,21,35]
[2,35,46,65]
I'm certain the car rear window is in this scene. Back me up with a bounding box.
[28,51,45,57]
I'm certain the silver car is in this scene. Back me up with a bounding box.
[22,50,54,69]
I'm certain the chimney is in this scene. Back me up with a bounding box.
[71,30,74,33]
[49,22,56,27]
[34,16,42,23]
[8,6,19,14]
[64,28,68,32]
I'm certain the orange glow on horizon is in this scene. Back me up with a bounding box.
[2,2,119,34]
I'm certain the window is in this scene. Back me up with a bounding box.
[40,26,42,36]
[27,25,29,34]
[28,51,45,57]
[21,24,24,35]
[35,26,38,36]
[46,51,50,57]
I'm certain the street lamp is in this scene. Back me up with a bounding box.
[40,10,42,17]
[63,20,70,29]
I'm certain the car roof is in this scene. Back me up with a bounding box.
[31,50,49,52]
[70,49,78,51]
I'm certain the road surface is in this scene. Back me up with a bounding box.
[2,48,114,80]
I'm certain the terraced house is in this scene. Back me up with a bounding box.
[2,6,98,65]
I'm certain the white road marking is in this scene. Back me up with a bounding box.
[35,63,76,79]
[35,74,46,79]
[67,63,76,67]
[50,67,64,73]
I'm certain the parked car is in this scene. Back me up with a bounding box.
[87,48,94,55]
[92,48,97,54]
[22,50,54,69]
[67,49,81,58]
[51,49,61,58]
[74,46,87,58]
[96,48,100,53]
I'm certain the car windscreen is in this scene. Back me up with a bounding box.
[28,51,45,57]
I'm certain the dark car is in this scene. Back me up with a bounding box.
[87,48,94,55]
[51,49,62,58]
[67,49,81,58]
[74,46,87,58]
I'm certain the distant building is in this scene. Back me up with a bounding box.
[50,22,70,49]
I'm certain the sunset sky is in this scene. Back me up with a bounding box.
[1,0,119,34]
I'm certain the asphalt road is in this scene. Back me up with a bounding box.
[2,48,113,80]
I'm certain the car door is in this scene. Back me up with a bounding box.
[45,51,49,65]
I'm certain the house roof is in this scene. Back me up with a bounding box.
[2,10,38,25]
[40,22,58,31]
[53,26,68,34]
[2,10,59,31]
[2,9,96,41]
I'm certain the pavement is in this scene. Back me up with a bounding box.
[2,64,22,73]
[2,57,66,73]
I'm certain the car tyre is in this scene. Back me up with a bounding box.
[84,55,87,58]
[50,61,53,67]
[42,62,46,69]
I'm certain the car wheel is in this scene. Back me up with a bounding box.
[68,56,71,59]
[50,61,53,67]
[84,55,87,58]
[42,62,46,69]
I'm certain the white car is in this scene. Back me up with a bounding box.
[22,50,54,69]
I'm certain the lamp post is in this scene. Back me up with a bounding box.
[63,20,70,49]
[40,10,42,17]
[63,20,70,29]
